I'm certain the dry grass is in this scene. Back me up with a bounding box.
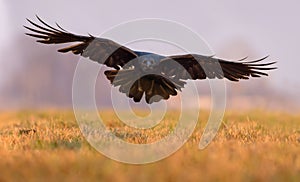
[0,110,300,182]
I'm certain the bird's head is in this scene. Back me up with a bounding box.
[138,54,161,72]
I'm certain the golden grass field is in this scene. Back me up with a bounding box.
[0,110,299,182]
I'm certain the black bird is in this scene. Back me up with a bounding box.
[24,16,276,104]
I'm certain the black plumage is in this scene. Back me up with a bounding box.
[24,16,276,104]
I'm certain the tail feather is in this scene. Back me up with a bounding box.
[104,70,182,103]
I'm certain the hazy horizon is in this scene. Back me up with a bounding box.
[0,1,299,110]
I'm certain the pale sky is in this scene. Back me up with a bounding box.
[0,0,12,85]
[1,0,300,100]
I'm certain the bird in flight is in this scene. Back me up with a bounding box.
[24,16,276,104]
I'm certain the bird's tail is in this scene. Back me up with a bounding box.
[104,70,182,103]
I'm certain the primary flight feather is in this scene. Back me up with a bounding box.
[24,16,276,104]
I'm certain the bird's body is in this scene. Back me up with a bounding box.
[24,16,276,104]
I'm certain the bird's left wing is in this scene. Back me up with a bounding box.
[160,54,276,81]
[24,16,138,70]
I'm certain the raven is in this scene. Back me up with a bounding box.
[24,16,276,104]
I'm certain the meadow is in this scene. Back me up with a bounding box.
[0,110,299,182]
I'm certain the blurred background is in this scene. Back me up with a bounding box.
[0,0,299,111]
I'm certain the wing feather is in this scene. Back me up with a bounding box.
[25,16,277,104]
[161,54,276,81]
[24,16,137,69]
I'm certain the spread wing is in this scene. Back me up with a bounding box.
[24,16,277,104]
[24,16,137,70]
[160,54,276,81]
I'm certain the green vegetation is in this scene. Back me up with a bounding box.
[0,110,299,181]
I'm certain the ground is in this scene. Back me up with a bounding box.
[0,110,299,182]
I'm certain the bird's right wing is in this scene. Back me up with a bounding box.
[160,54,276,81]
[24,16,137,70]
